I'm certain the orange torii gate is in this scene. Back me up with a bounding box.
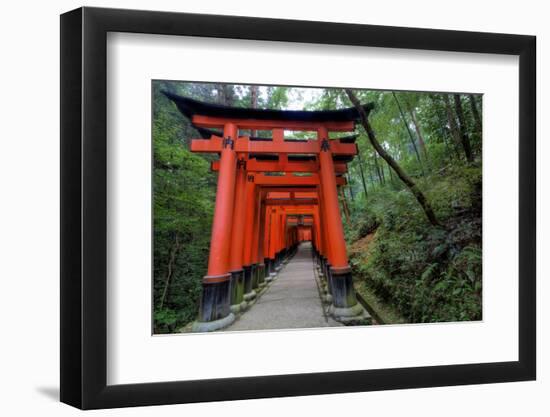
[165,93,369,331]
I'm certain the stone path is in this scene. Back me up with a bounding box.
[225,242,343,331]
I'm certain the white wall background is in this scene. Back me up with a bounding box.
[0,0,546,415]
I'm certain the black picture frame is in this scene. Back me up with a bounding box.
[60,6,536,410]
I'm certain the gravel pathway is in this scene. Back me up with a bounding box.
[225,242,343,331]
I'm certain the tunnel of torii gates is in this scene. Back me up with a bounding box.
[165,92,371,331]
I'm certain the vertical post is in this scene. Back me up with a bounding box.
[239,171,257,303]
[268,207,279,278]
[228,154,250,313]
[317,184,333,301]
[313,204,322,256]
[280,211,288,265]
[250,186,264,288]
[275,208,284,270]
[317,185,332,282]
[242,174,256,268]
[263,198,274,280]
[317,126,365,322]
[194,123,238,331]
[259,195,270,281]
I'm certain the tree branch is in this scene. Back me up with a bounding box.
[345,89,443,228]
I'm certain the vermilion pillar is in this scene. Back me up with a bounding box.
[268,207,279,277]
[193,123,238,331]
[313,205,322,255]
[228,155,249,312]
[276,209,285,269]
[259,197,270,281]
[240,172,257,302]
[250,186,264,288]
[317,184,332,285]
[263,202,273,279]
[318,126,362,320]
[242,175,256,268]
[318,139,347,268]
[276,211,285,268]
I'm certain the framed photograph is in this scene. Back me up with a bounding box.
[60,6,536,409]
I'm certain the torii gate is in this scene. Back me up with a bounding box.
[165,93,369,331]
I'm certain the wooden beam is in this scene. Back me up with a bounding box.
[265,191,318,199]
[279,207,316,214]
[254,173,346,186]
[191,115,355,132]
[260,187,317,195]
[191,136,358,156]
[265,199,319,206]
[210,159,348,173]
[255,174,320,186]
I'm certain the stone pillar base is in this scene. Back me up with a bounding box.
[230,300,248,314]
[229,269,245,311]
[330,267,354,307]
[264,258,270,278]
[328,303,369,323]
[256,264,266,287]
[243,265,254,298]
[192,312,235,332]
[243,289,257,301]
[198,275,231,323]
[328,266,369,323]
[251,264,259,290]
[325,262,333,296]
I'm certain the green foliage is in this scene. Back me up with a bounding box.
[348,164,482,323]
[153,81,217,333]
[154,309,180,334]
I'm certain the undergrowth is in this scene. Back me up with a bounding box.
[346,162,482,323]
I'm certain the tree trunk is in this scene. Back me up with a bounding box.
[217,84,226,105]
[250,85,259,137]
[339,188,351,225]
[218,84,235,106]
[430,95,456,160]
[442,131,454,159]
[373,153,384,184]
[346,89,442,228]
[387,161,394,182]
[366,158,376,185]
[356,152,369,197]
[159,233,180,310]
[392,92,423,170]
[346,174,355,201]
[443,94,463,158]
[407,103,428,159]
[376,154,385,184]
[468,94,482,134]
[453,94,473,162]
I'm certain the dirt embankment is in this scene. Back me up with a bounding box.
[349,231,406,325]
[349,232,377,257]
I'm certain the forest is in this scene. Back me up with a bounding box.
[153,80,482,333]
